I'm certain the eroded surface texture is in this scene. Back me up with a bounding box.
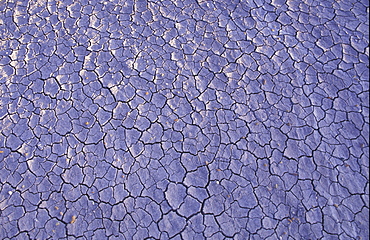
[0,0,369,239]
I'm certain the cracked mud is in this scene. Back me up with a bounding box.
[0,0,369,239]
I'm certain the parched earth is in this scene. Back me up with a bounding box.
[0,0,369,239]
